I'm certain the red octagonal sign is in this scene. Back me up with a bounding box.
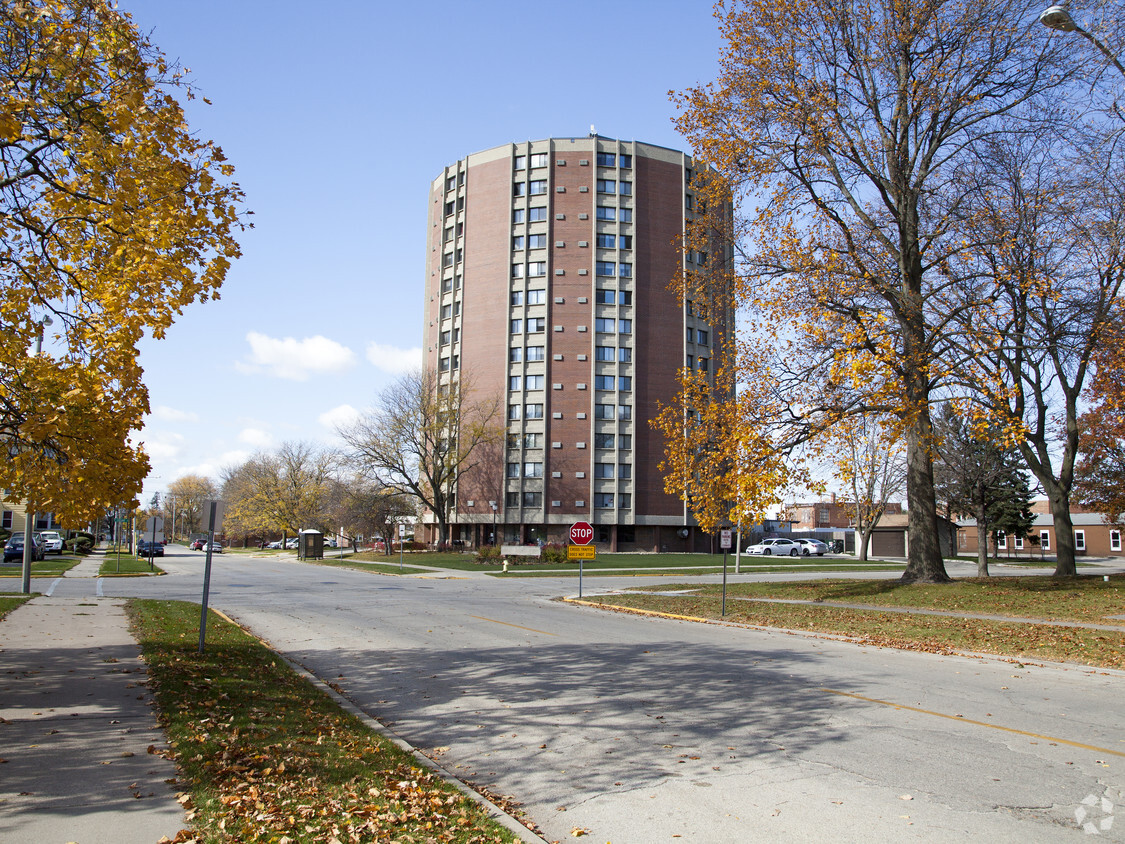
[570,521,594,545]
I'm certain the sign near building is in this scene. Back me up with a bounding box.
[567,544,596,560]
[570,521,594,545]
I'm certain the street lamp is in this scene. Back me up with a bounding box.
[1040,3,1125,78]
[489,500,497,546]
[21,316,53,595]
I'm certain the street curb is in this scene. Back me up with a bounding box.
[208,608,546,844]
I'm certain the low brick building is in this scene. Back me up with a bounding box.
[956,501,1123,557]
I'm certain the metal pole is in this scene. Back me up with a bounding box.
[199,501,217,654]
[722,549,728,616]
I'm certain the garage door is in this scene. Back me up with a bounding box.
[871,530,906,557]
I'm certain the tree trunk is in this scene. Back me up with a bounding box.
[900,407,951,583]
[858,524,873,561]
[1049,490,1078,577]
[974,501,990,578]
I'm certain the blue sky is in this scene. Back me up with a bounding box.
[120,1,725,503]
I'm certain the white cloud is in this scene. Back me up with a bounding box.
[237,332,356,381]
[319,404,360,431]
[365,342,422,375]
[149,405,199,423]
[139,431,185,463]
[238,427,274,448]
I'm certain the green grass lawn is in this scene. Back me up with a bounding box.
[0,595,32,617]
[127,599,522,844]
[0,556,82,578]
[338,550,906,576]
[582,574,1125,670]
[98,552,165,576]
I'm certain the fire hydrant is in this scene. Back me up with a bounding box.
[502,558,509,573]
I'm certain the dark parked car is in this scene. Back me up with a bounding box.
[137,539,164,557]
[4,533,45,563]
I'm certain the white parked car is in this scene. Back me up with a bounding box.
[745,538,802,556]
[796,538,829,556]
[38,530,65,555]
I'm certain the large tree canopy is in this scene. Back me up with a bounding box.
[0,0,246,523]
[673,0,1078,581]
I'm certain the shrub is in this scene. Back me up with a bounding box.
[540,542,568,563]
[67,535,94,555]
[475,544,501,563]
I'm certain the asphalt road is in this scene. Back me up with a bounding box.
[68,548,1125,842]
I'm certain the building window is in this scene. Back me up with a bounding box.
[514,155,526,170]
[527,289,546,305]
[619,235,632,249]
[507,462,520,478]
[530,152,549,168]
[594,462,615,479]
[597,179,616,194]
[1015,535,1024,550]
[697,329,709,345]
[513,208,525,224]
[522,491,543,507]
[529,179,547,195]
[440,304,452,320]
[514,181,526,197]
[444,200,455,216]
[619,376,632,391]
[596,206,616,221]
[619,319,632,334]
[595,318,616,333]
[526,374,544,389]
[510,347,523,362]
[594,374,615,390]
[505,491,520,507]
[596,233,617,249]
[619,154,632,169]
[597,152,616,167]
[619,493,632,509]
[527,317,545,333]
[1,510,11,530]
[699,358,709,372]
[595,432,615,448]
[512,235,525,250]
[440,330,451,346]
[529,262,547,277]
[1111,530,1122,552]
[509,375,522,390]
[596,261,616,277]
[527,346,545,361]
[512,263,524,278]
[595,493,615,509]
[595,346,614,361]
[529,206,548,222]
[524,462,543,478]
[619,463,632,479]
[510,318,523,334]
[619,347,632,362]
[594,404,614,419]
[1039,530,1050,550]
[618,405,632,420]
[528,233,547,249]
[618,262,632,278]
[619,434,632,449]
[511,291,524,306]
[619,181,632,195]
[996,531,1007,550]
[524,432,541,448]
[508,404,521,420]
[595,289,615,304]
[1075,530,1086,551]
[525,403,544,419]
[687,354,694,368]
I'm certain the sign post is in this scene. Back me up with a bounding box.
[570,521,594,598]
[720,529,732,616]
[198,499,226,654]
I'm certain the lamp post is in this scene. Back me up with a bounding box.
[489,500,497,546]
[21,316,53,595]
[1040,3,1125,78]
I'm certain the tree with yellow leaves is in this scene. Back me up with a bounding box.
[0,1,246,525]
[673,0,1077,581]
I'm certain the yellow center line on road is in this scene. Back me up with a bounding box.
[468,615,557,636]
[823,688,1125,758]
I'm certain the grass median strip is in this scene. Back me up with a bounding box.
[583,575,1125,670]
[0,556,82,577]
[127,599,521,844]
[0,595,32,617]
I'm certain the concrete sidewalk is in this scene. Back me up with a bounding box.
[0,560,185,844]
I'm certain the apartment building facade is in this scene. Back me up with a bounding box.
[422,136,732,551]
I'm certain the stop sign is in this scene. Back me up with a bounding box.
[570,521,594,545]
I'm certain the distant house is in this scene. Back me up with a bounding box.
[956,501,1123,557]
[785,494,904,531]
[862,512,956,559]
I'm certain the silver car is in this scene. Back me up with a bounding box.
[796,538,829,556]
[745,538,802,556]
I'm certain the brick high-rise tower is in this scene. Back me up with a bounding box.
[423,136,732,552]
